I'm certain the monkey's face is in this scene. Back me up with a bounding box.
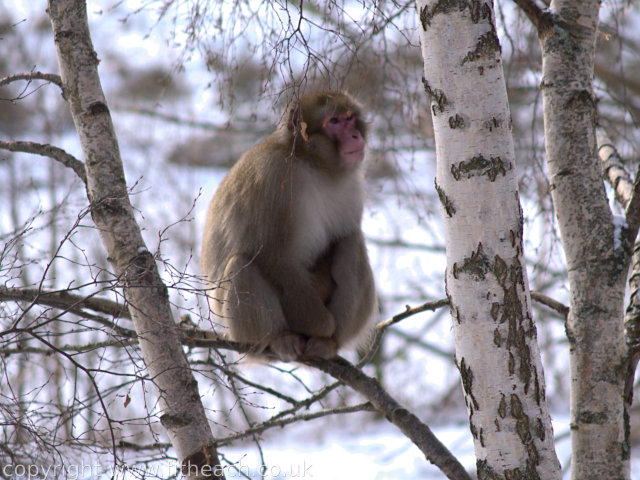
[322,111,366,164]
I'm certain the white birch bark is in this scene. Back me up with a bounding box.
[539,1,630,477]
[415,0,561,478]
[47,1,223,477]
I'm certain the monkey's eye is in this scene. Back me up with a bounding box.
[329,117,339,124]
[345,114,354,121]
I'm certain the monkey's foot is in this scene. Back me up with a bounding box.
[302,336,338,360]
[270,332,307,362]
[269,332,338,361]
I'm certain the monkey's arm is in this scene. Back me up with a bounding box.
[266,260,337,339]
[327,231,377,345]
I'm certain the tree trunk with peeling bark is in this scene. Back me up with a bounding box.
[539,1,630,475]
[415,0,562,478]
[47,1,223,477]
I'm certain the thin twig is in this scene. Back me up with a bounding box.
[216,402,375,446]
[360,298,450,366]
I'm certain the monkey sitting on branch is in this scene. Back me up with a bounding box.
[201,91,377,362]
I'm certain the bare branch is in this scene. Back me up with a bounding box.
[0,286,129,319]
[596,129,640,258]
[0,338,137,355]
[23,328,118,459]
[0,140,86,184]
[623,243,640,444]
[216,402,376,446]
[368,236,445,252]
[510,0,546,30]
[112,105,266,134]
[595,132,640,381]
[0,71,63,89]
[361,298,449,365]
[306,356,472,480]
[597,129,634,211]
[530,291,569,318]
[388,328,455,360]
[4,287,468,480]
[622,176,640,242]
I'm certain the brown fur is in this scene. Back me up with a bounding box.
[201,91,376,361]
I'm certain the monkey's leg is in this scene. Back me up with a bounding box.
[218,255,306,361]
[328,232,377,348]
[217,255,287,346]
[309,245,337,305]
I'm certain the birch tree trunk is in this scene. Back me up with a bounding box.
[538,0,630,477]
[47,1,223,477]
[415,0,561,477]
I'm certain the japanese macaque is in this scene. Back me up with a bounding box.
[201,91,377,362]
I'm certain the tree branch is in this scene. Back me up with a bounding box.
[530,291,569,318]
[624,241,640,405]
[360,298,450,365]
[0,286,127,317]
[0,71,63,90]
[216,402,376,447]
[597,129,634,211]
[596,129,640,259]
[2,284,471,479]
[0,338,137,355]
[306,356,472,480]
[0,140,86,184]
[510,0,546,30]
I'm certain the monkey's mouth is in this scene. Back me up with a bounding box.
[343,148,365,162]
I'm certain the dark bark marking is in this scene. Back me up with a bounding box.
[160,413,191,428]
[493,326,502,346]
[495,253,534,392]
[462,31,502,64]
[87,101,109,115]
[420,0,469,30]
[536,417,545,441]
[486,117,501,132]
[422,77,448,114]
[498,394,507,418]
[451,154,511,181]
[124,250,170,299]
[419,5,430,30]
[470,0,493,23]
[563,89,596,113]
[491,302,500,320]
[459,357,480,410]
[435,180,456,217]
[577,410,608,424]
[455,242,491,280]
[449,114,466,129]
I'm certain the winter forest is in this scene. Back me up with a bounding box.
[2,0,640,479]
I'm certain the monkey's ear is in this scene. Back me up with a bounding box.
[286,101,309,140]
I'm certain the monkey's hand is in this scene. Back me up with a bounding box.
[273,263,337,338]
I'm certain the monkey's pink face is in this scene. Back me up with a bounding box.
[323,113,366,164]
